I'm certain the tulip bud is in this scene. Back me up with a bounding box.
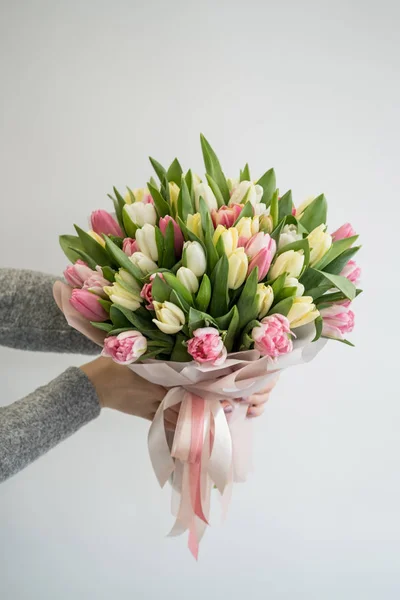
[176,266,199,294]
[228,248,248,289]
[256,284,274,318]
[102,331,147,365]
[320,303,355,339]
[130,252,158,275]
[259,214,273,234]
[123,202,157,227]
[82,267,110,298]
[244,232,275,260]
[194,182,218,211]
[186,213,204,241]
[104,269,142,311]
[269,250,305,280]
[307,224,332,266]
[247,246,275,281]
[340,260,361,285]
[169,182,180,210]
[331,222,356,242]
[70,289,109,322]
[64,260,94,288]
[153,300,186,334]
[212,204,242,228]
[235,216,260,242]
[90,210,123,237]
[124,187,153,204]
[229,181,263,206]
[135,223,158,262]
[287,296,319,328]
[87,230,106,247]
[115,269,142,293]
[278,224,302,250]
[122,238,138,257]
[284,277,305,297]
[159,215,184,255]
[213,226,238,257]
[227,177,239,192]
[182,241,207,277]
[295,196,314,219]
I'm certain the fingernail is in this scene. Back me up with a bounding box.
[224,406,233,414]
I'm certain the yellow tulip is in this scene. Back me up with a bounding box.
[153,301,185,334]
[287,296,319,328]
[228,248,248,289]
[256,284,274,318]
[187,213,204,241]
[87,230,106,247]
[307,224,332,266]
[269,250,304,280]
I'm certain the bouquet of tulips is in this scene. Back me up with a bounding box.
[55,135,361,557]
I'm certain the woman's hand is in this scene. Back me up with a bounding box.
[80,357,166,421]
[221,374,279,418]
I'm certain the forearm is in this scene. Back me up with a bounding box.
[0,367,100,482]
[0,268,99,354]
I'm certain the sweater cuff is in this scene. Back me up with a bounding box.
[52,367,101,427]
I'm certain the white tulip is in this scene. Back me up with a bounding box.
[228,248,248,290]
[130,252,158,275]
[176,267,199,294]
[182,241,207,277]
[269,250,304,280]
[153,301,186,334]
[229,181,264,207]
[123,202,157,227]
[194,182,218,211]
[135,224,158,262]
[256,284,274,318]
[284,277,305,297]
[278,224,302,250]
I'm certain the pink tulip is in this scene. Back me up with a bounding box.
[211,204,242,228]
[331,222,356,242]
[252,314,293,358]
[70,288,108,322]
[319,303,355,340]
[244,232,276,260]
[247,245,276,281]
[140,273,164,311]
[122,238,138,256]
[187,327,227,366]
[102,331,147,365]
[340,260,361,285]
[159,216,184,256]
[82,267,110,298]
[64,260,94,288]
[90,210,123,237]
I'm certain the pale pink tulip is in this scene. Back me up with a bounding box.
[64,259,94,288]
[70,289,109,321]
[90,210,123,237]
[82,267,110,298]
[140,273,164,311]
[187,327,227,366]
[211,204,243,228]
[102,331,147,365]
[340,260,361,285]
[122,238,138,256]
[331,222,356,242]
[320,303,355,340]
[244,232,275,260]
[159,215,184,256]
[252,314,293,358]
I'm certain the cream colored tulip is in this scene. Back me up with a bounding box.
[213,225,238,256]
[124,202,157,227]
[124,186,152,204]
[308,224,332,266]
[235,216,260,239]
[153,301,186,334]
[169,182,180,210]
[135,224,158,262]
[182,241,207,277]
[259,214,273,234]
[228,248,248,290]
[186,213,204,241]
[278,224,302,249]
[287,296,319,328]
[130,252,158,275]
[103,277,142,311]
[115,269,141,294]
[87,230,106,247]
[296,196,314,219]
[230,181,263,206]
[176,266,199,294]
[269,250,305,280]
[194,182,218,211]
[256,284,274,318]
[284,277,305,297]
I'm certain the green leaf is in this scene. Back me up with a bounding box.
[312,316,323,342]
[199,197,214,239]
[185,170,195,201]
[170,334,191,362]
[161,220,176,269]
[177,178,194,221]
[257,168,276,207]
[110,305,131,328]
[101,266,116,282]
[322,246,361,276]
[152,274,171,303]
[215,306,236,330]
[270,190,279,228]
[233,200,253,225]
[122,207,138,238]
[204,228,219,274]
[328,337,355,347]
[125,188,136,203]
[268,296,294,317]
[59,234,85,263]
[278,190,293,221]
[200,134,230,203]
[90,321,113,332]
[315,288,362,306]
[205,174,225,208]
[314,235,359,270]
[97,298,112,313]
[68,248,97,270]
[166,158,183,186]
[299,194,327,232]
[177,217,207,252]
[270,218,286,244]
[169,289,190,313]
[163,272,194,306]
[112,187,127,235]
[188,307,218,331]
[270,272,287,297]
[149,157,167,182]
[240,163,251,182]
[237,267,259,329]
[104,236,143,283]
[195,274,211,312]
[139,349,167,361]
[275,286,297,303]
[74,225,111,266]
[224,306,239,352]
[313,269,357,300]
[154,227,165,266]
[147,182,171,218]
[209,254,229,317]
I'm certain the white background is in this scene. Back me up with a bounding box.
[0,1,399,598]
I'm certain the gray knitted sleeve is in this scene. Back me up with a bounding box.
[0,268,99,354]
[0,367,100,482]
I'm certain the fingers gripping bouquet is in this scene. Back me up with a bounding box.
[55,135,362,557]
